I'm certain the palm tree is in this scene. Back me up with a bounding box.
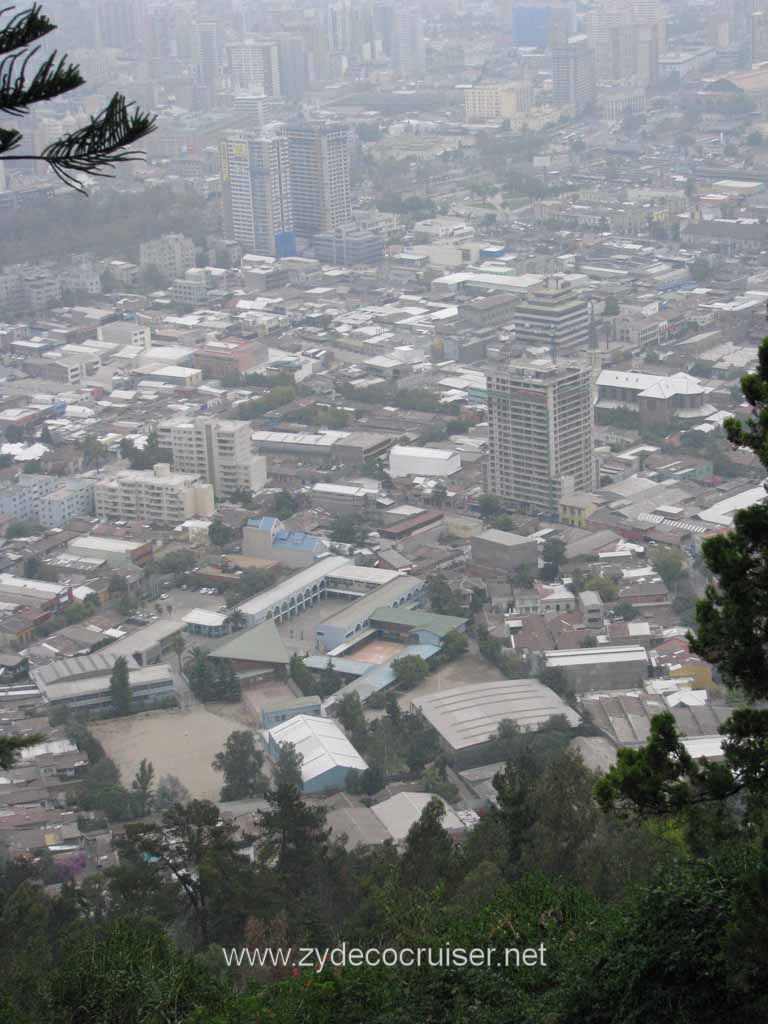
[226,609,247,633]
[170,633,186,674]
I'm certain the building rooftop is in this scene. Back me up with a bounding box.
[371,792,466,842]
[208,620,290,665]
[412,678,580,751]
[369,606,467,638]
[236,556,351,618]
[266,714,367,784]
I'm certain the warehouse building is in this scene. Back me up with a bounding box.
[470,529,538,571]
[67,535,154,568]
[540,645,651,692]
[265,714,367,793]
[389,445,461,479]
[412,678,580,760]
[369,607,467,645]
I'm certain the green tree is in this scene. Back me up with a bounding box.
[542,536,566,572]
[131,759,155,817]
[0,6,155,192]
[318,657,343,698]
[154,773,190,812]
[400,796,454,890]
[0,732,42,770]
[651,545,686,588]
[335,692,368,750]
[441,629,468,662]
[212,731,267,801]
[257,742,330,879]
[615,600,639,621]
[392,654,429,688]
[479,494,502,522]
[119,800,245,946]
[272,490,299,519]
[209,520,235,547]
[289,653,316,695]
[330,515,366,546]
[5,519,42,540]
[109,656,132,717]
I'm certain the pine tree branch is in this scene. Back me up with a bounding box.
[0,4,55,56]
[0,46,83,114]
[1,92,157,193]
[0,124,20,152]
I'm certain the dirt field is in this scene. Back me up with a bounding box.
[398,653,506,710]
[92,704,257,802]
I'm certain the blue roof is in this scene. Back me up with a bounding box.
[324,643,440,708]
[273,530,323,553]
[247,517,323,553]
[248,516,279,530]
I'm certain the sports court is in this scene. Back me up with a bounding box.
[351,638,407,665]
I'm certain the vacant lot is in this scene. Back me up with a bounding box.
[92,704,255,802]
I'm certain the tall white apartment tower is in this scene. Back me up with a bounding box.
[220,130,295,258]
[286,120,352,235]
[486,362,595,517]
[157,417,267,499]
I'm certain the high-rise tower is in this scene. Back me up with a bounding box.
[285,121,352,235]
[220,130,295,257]
[486,361,595,516]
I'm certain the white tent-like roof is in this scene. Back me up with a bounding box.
[267,715,367,784]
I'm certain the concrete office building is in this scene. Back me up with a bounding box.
[513,277,590,355]
[158,417,267,499]
[552,34,596,112]
[463,82,532,122]
[486,361,596,516]
[95,464,215,524]
[0,475,95,528]
[226,39,281,95]
[139,234,196,280]
[286,121,351,235]
[379,0,426,78]
[470,529,538,571]
[220,130,295,258]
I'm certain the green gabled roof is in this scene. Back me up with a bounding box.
[369,607,467,638]
[209,620,290,665]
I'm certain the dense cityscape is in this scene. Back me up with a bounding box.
[2,1,768,1021]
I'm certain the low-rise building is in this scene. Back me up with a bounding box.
[265,714,367,793]
[94,464,215,525]
[242,516,329,568]
[541,644,650,692]
[470,529,538,571]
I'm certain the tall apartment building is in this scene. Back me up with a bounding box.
[0,475,95,528]
[139,234,196,280]
[286,121,351,235]
[157,417,267,499]
[463,82,533,122]
[513,277,590,355]
[220,130,295,258]
[486,362,595,516]
[552,34,596,112]
[586,0,665,85]
[379,0,425,78]
[95,464,215,524]
[226,39,281,95]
